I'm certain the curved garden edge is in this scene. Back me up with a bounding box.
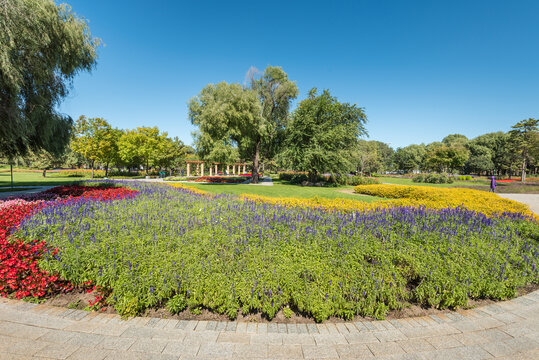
[1,288,538,332]
[18,284,539,326]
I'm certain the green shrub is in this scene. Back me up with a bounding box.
[413,173,454,184]
[348,176,380,186]
[412,174,425,183]
[457,175,473,181]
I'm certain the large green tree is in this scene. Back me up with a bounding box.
[189,82,262,179]
[280,88,367,180]
[190,66,297,183]
[509,118,538,181]
[393,144,426,172]
[153,136,186,172]
[424,143,469,173]
[249,66,298,180]
[0,0,100,159]
[71,116,116,178]
[118,126,168,174]
[352,140,388,175]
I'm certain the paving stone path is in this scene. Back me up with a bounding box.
[0,291,538,359]
[498,194,539,215]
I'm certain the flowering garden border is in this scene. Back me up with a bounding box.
[0,185,138,301]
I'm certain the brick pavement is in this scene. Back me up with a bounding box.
[0,291,537,359]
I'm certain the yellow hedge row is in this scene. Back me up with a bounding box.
[165,183,537,221]
[354,185,537,220]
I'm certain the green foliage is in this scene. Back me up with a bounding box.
[0,0,100,158]
[280,89,368,180]
[393,145,426,172]
[412,173,454,184]
[71,116,118,176]
[457,175,473,181]
[282,306,293,318]
[190,66,298,183]
[249,66,299,182]
[424,144,469,174]
[117,126,176,174]
[465,143,494,175]
[509,118,539,181]
[189,82,261,163]
[352,140,382,175]
[166,294,187,314]
[347,176,380,186]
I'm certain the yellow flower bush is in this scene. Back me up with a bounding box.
[354,184,537,220]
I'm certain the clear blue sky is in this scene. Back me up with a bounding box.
[58,0,539,149]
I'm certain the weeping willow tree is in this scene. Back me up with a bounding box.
[0,0,100,160]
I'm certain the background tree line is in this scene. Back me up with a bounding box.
[3,116,187,178]
[392,119,539,180]
[189,66,538,182]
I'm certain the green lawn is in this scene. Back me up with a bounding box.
[0,171,81,187]
[186,180,381,202]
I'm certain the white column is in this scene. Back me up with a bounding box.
[186,163,190,177]
[201,163,204,176]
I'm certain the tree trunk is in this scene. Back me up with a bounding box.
[91,160,95,179]
[105,162,109,177]
[146,159,149,175]
[521,149,527,182]
[251,139,261,184]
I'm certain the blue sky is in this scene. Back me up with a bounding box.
[58,0,539,149]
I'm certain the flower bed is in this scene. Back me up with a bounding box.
[353,184,537,220]
[192,176,246,183]
[0,184,138,300]
[497,178,539,183]
[16,181,538,322]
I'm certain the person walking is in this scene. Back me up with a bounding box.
[490,176,496,192]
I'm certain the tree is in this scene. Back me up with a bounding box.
[190,66,297,183]
[0,0,100,159]
[352,140,382,175]
[424,142,469,173]
[464,143,494,175]
[71,116,116,178]
[153,136,186,172]
[280,88,367,180]
[249,66,298,181]
[442,134,468,147]
[118,126,167,174]
[192,129,239,165]
[393,144,426,172]
[189,82,262,177]
[509,118,539,181]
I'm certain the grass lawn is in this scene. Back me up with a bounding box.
[186,180,382,202]
[0,171,81,187]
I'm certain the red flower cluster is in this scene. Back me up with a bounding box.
[193,176,246,183]
[43,184,138,201]
[0,185,138,300]
[497,178,539,183]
